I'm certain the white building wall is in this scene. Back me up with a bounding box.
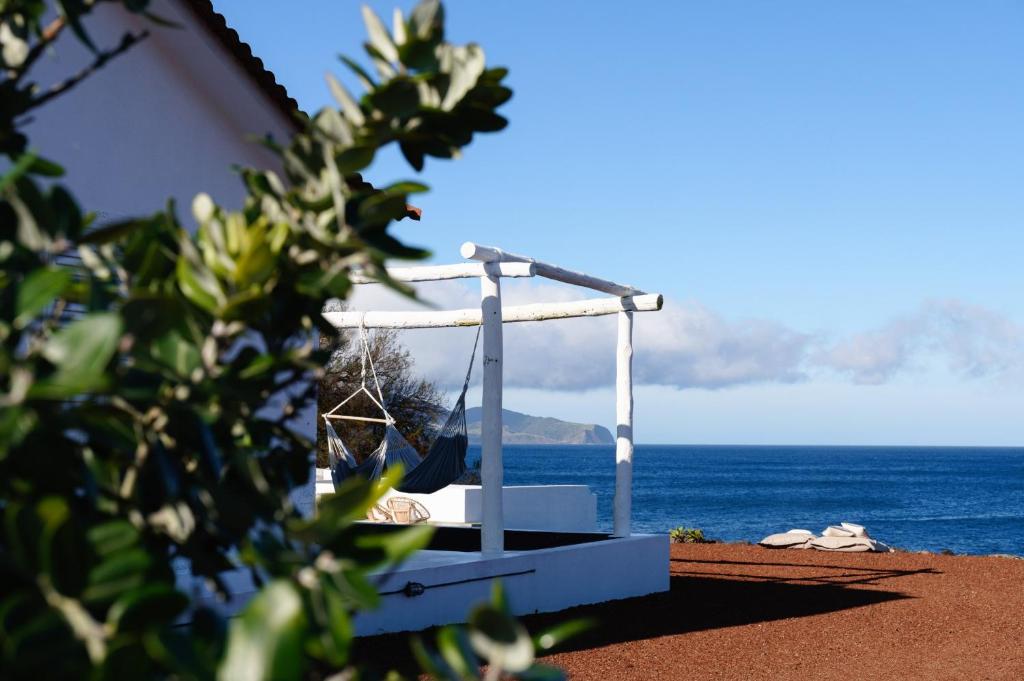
[23,0,294,225]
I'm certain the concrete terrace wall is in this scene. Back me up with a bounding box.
[356,535,670,636]
[314,471,599,533]
[381,484,599,533]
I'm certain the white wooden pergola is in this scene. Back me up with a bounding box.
[322,242,663,555]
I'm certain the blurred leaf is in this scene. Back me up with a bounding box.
[0,406,38,453]
[361,231,431,260]
[437,626,479,680]
[338,54,376,90]
[0,152,38,191]
[382,181,429,195]
[319,578,353,664]
[369,78,420,117]
[14,266,71,328]
[176,239,226,314]
[87,520,140,557]
[441,44,485,110]
[410,635,449,679]
[326,73,366,127]
[354,524,433,565]
[78,217,145,244]
[57,0,98,52]
[149,329,201,377]
[361,4,399,63]
[410,0,444,40]
[533,618,594,652]
[490,580,509,614]
[335,146,376,174]
[107,583,188,632]
[464,108,508,133]
[33,312,123,398]
[218,580,307,681]
[400,141,425,171]
[28,155,66,178]
[468,599,534,673]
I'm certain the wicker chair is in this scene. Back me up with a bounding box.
[365,503,393,523]
[386,496,431,524]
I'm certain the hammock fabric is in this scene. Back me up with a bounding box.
[325,326,478,495]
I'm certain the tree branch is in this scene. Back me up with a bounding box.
[23,30,149,114]
[18,15,67,77]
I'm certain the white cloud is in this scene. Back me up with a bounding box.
[347,280,809,390]
[342,282,1023,391]
[816,300,1024,384]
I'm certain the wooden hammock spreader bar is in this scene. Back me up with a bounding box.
[322,414,390,424]
[320,293,663,329]
[460,242,644,297]
[350,261,535,284]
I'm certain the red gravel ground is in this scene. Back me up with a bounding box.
[536,543,1024,681]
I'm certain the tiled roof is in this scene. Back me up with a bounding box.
[181,0,303,130]
[179,2,420,221]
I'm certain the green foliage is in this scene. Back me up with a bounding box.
[411,582,586,681]
[0,1,553,679]
[669,527,710,544]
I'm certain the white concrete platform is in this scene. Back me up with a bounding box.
[315,469,598,532]
[356,533,669,636]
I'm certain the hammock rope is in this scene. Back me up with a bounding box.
[324,325,480,494]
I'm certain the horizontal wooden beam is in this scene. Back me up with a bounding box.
[351,261,535,284]
[460,242,645,297]
[323,414,390,424]
[322,293,663,329]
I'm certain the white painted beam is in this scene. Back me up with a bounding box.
[460,242,645,297]
[350,261,535,284]
[612,310,634,537]
[479,271,504,555]
[321,293,663,329]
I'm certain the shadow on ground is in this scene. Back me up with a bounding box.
[354,555,938,674]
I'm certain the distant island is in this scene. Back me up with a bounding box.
[466,407,614,445]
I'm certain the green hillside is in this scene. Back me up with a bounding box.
[465,407,614,445]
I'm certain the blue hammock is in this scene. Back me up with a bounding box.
[324,327,478,494]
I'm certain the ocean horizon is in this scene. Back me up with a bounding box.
[471,443,1024,556]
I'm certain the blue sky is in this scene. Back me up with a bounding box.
[214,1,1023,445]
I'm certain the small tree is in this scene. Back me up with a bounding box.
[317,325,447,468]
[1,2,576,679]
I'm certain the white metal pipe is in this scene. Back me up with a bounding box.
[460,242,644,297]
[350,261,535,284]
[612,310,634,537]
[479,271,504,555]
[321,293,663,329]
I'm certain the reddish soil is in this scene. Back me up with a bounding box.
[538,543,1024,681]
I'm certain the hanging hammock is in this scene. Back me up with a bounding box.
[323,323,480,495]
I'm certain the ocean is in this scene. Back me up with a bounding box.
[469,444,1024,556]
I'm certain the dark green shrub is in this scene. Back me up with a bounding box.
[670,527,710,544]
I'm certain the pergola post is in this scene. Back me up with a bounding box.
[612,310,634,537]
[479,270,504,555]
